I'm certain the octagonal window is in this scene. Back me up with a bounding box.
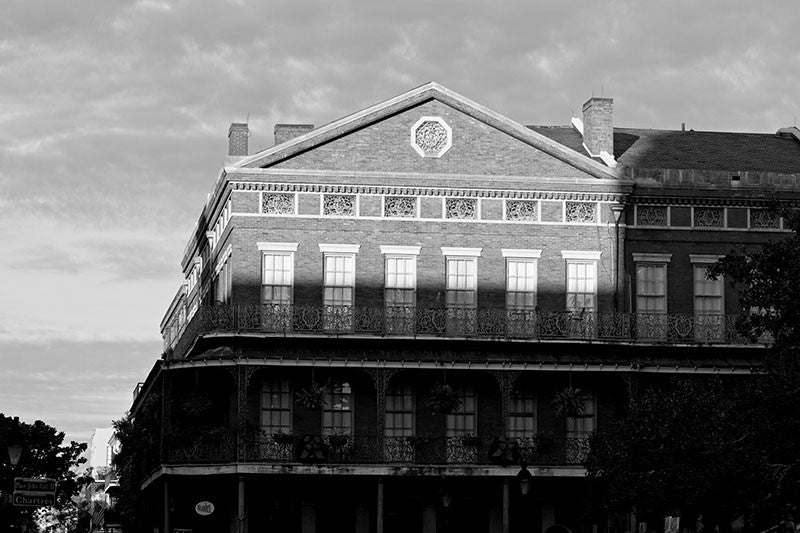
[411,116,452,158]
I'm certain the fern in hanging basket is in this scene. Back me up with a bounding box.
[296,383,327,410]
[425,383,462,415]
[552,386,585,418]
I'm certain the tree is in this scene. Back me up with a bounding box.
[587,206,800,530]
[585,378,771,531]
[0,414,88,532]
[112,391,161,533]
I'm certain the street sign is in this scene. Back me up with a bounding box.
[14,478,57,492]
[13,491,56,507]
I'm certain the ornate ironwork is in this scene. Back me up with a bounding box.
[323,194,356,216]
[694,207,724,227]
[165,432,592,466]
[565,202,596,223]
[445,198,477,219]
[636,205,668,226]
[490,371,521,432]
[413,120,449,156]
[384,196,417,218]
[750,209,780,229]
[262,193,295,215]
[505,200,537,221]
[167,305,760,360]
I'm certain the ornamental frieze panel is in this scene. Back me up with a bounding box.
[445,198,477,219]
[636,205,668,226]
[384,196,417,218]
[262,193,295,214]
[505,200,537,221]
[323,194,356,216]
[749,209,780,229]
[565,202,596,223]
[693,207,723,228]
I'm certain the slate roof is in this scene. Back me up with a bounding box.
[528,125,800,174]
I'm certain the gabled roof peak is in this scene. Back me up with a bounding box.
[230,82,622,180]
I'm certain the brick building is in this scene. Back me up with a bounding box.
[132,82,800,533]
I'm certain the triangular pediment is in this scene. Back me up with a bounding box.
[233,82,622,181]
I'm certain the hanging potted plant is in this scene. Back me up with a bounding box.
[295,383,327,410]
[271,431,295,445]
[552,386,585,418]
[425,383,462,415]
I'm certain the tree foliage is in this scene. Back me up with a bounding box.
[587,206,800,528]
[0,414,88,531]
[112,391,161,533]
[586,379,771,526]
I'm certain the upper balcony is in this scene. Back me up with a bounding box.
[165,304,766,360]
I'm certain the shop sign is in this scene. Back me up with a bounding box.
[195,501,215,516]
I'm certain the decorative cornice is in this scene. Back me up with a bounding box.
[633,196,790,208]
[231,181,627,202]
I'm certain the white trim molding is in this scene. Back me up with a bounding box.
[561,250,602,260]
[689,254,724,264]
[380,245,422,255]
[319,243,361,254]
[632,253,673,263]
[257,242,299,252]
[501,248,543,259]
[441,247,482,257]
[214,244,233,275]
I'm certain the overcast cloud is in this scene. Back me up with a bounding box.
[1,0,798,443]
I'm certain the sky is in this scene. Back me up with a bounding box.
[1,0,798,446]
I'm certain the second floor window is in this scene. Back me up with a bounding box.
[694,265,723,315]
[324,254,355,307]
[445,257,477,309]
[506,258,537,310]
[214,254,232,305]
[261,379,291,435]
[262,253,293,305]
[566,260,597,312]
[636,263,667,313]
[385,255,416,307]
[322,380,352,435]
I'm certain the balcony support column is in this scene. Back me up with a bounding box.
[237,475,246,533]
[502,479,509,533]
[490,371,521,433]
[236,365,256,461]
[376,478,384,533]
[163,478,170,533]
[160,373,172,462]
[366,368,399,439]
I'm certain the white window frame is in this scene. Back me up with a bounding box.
[322,379,353,436]
[508,387,537,439]
[690,254,725,315]
[566,393,597,438]
[561,251,601,312]
[258,242,298,306]
[441,247,481,309]
[381,246,420,308]
[502,249,542,311]
[384,382,415,437]
[260,379,292,435]
[320,244,359,308]
[633,253,672,314]
[213,245,233,305]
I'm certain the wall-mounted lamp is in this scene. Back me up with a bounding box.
[516,464,534,495]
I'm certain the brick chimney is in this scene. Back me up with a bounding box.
[274,124,314,146]
[228,123,249,157]
[582,97,614,156]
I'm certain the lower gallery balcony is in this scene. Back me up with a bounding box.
[162,432,591,467]
[167,304,765,360]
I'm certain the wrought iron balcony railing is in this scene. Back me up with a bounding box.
[167,304,764,359]
[162,431,590,467]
